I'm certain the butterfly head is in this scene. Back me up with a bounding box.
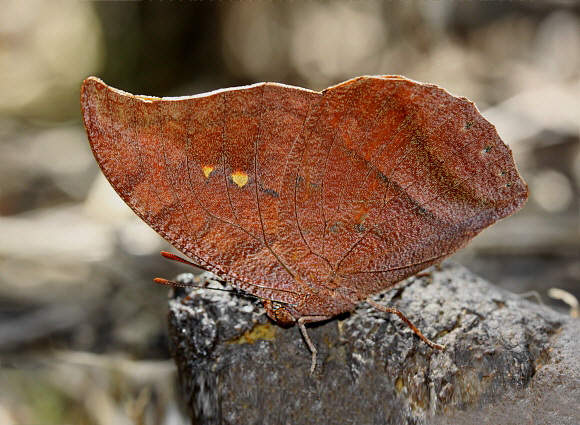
[263,300,297,324]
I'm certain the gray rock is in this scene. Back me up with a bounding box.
[167,261,580,425]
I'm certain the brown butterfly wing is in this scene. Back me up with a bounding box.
[81,76,528,315]
[82,77,325,305]
[281,76,528,302]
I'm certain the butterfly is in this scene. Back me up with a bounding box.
[81,75,528,372]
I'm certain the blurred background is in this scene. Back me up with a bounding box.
[0,2,578,424]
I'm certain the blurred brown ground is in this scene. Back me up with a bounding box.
[0,2,578,424]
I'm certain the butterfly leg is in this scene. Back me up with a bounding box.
[297,316,333,373]
[367,299,446,351]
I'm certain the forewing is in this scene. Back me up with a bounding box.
[81,77,321,304]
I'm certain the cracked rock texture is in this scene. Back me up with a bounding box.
[167,261,580,425]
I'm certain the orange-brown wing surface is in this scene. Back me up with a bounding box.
[82,77,322,306]
[274,76,528,302]
[81,76,528,312]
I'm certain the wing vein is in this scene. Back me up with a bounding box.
[222,92,242,227]
[293,100,334,270]
[337,132,518,275]
[254,86,297,279]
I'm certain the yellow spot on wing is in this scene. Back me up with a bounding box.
[202,165,214,178]
[232,171,248,188]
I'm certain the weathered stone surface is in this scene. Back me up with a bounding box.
[167,261,580,425]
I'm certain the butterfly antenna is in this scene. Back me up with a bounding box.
[154,277,242,295]
[154,276,267,302]
[157,251,291,305]
[159,250,209,271]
